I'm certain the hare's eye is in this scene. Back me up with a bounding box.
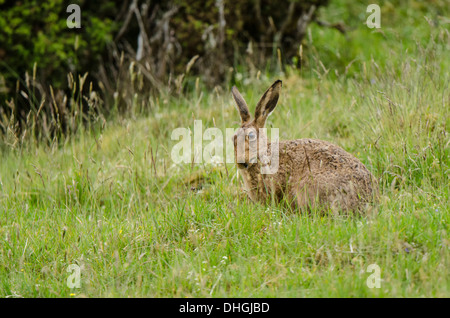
[248,131,257,141]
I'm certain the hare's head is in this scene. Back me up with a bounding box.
[231,80,282,170]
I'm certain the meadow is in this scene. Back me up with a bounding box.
[0,1,449,297]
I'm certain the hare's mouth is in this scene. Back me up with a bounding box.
[237,162,249,169]
[237,158,257,170]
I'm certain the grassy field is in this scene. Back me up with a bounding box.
[1,1,449,297]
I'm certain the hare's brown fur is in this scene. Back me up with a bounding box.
[232,80,378,213]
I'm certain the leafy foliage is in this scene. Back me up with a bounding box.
[0,0,328,140]
[0,0,116,90]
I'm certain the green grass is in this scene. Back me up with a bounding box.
[1,0,449,297]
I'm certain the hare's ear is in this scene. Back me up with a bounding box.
[232,86,251,123]
[254,80,282,127]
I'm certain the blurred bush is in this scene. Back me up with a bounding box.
[0,0,329,141]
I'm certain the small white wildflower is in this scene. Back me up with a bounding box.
[210,155,223,167]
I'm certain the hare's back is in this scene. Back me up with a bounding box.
[283,138,377,209]
[283,138,374,182]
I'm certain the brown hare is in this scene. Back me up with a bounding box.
[231,80,378,213]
